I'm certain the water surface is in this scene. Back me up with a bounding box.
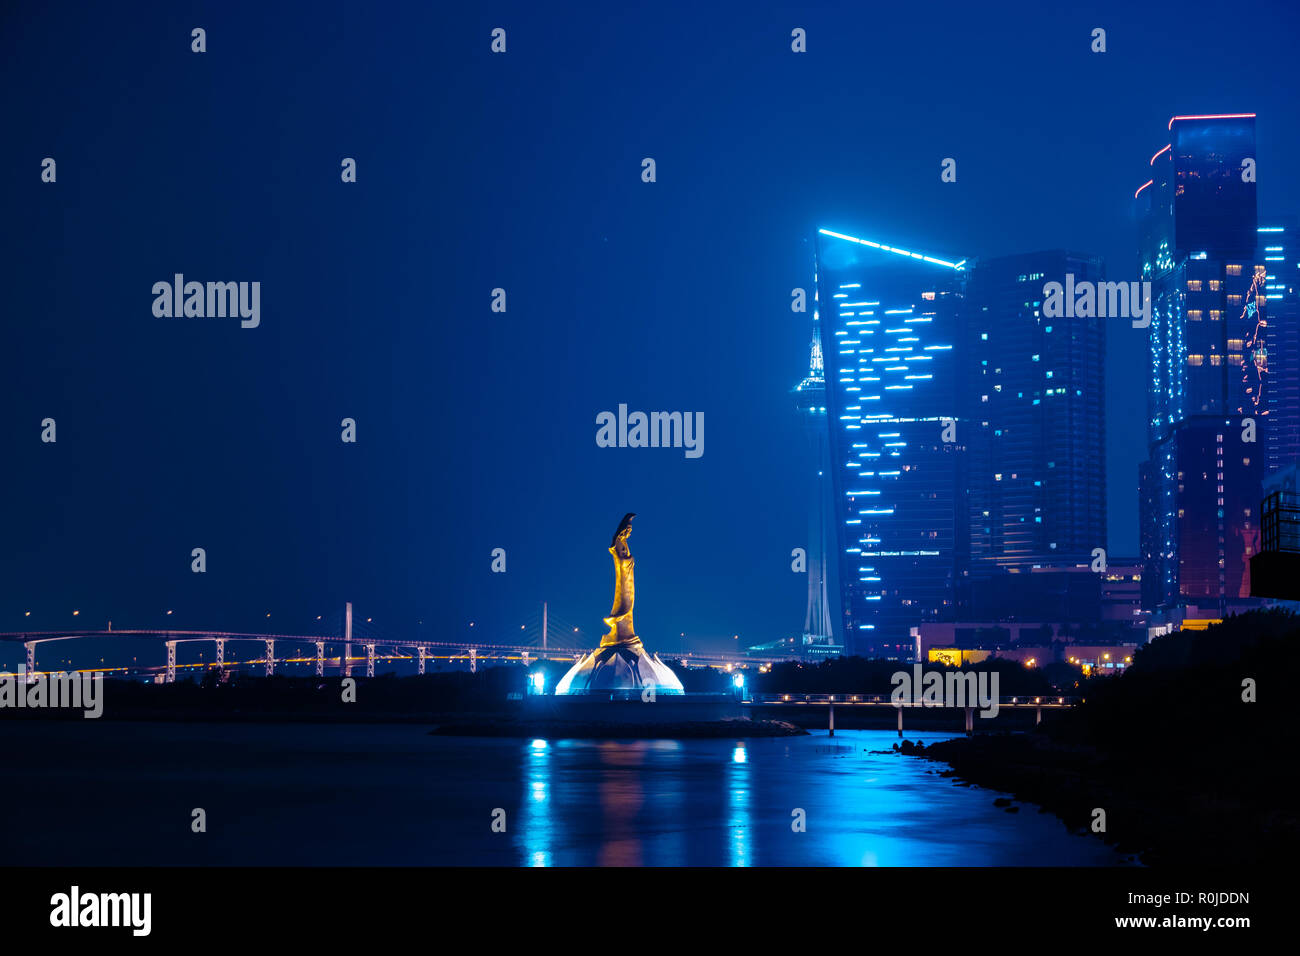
[0,722,1122,865]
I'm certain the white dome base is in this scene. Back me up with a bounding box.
[554,641,685,696]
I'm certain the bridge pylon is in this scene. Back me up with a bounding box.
[343,602,353,678]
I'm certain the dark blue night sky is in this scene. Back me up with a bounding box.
[4,0,1299,655]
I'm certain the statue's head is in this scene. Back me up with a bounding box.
[611,512,636,548]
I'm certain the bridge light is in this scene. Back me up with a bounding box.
[733,673,745,688]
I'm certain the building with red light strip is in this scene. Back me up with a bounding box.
[1136,113,1268,619]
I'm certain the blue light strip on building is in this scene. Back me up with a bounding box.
[818,229,966,270]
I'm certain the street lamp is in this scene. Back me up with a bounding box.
[732,672,746,702]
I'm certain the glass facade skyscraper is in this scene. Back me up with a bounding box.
[815,229,970,658]
[1137,114,1266,613]
[965,251,1107,572]
[1258,216,1300,474]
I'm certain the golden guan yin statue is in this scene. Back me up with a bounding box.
[555,513,685,696]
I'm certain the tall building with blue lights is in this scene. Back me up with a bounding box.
[1136,113,1267,617]
[1258,215,1300,474]
[965,251,1107,572]
[815,229,969,658]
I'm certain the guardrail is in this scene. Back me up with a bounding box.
[749,693,1077,706]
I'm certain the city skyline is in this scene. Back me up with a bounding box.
[6,1,1300,657]
[3,0,1297,908]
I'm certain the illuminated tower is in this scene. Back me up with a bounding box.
[815,228,970,657]
[793,302,836,650]
[1136,113,1265,617]
[965,250,1107,571]
[1258,215,1300,474]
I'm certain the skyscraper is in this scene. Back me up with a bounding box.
[1258,216,1300,474]
[965,251,1108,572]
[1137,113,1266,617]
[815,228,969,658]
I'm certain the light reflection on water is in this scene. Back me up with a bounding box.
[511,730,1125,867]
[0,722,1129,866]
[521,738,551,867]
[728,742,750,867]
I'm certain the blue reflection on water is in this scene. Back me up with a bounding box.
[727,742,751,866]
[520,736,552,867]
[509,730,1125,867]
[0,722,1134,866]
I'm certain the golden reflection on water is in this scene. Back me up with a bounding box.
[596,741,647,866]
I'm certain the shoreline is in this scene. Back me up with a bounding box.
[901,731,1296,866]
